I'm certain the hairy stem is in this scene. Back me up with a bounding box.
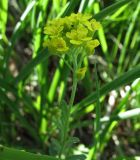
[59,54,78,159]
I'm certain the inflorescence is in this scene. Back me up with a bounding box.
[43,13,101,56]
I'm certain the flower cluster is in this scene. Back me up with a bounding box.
[43,13,100,55]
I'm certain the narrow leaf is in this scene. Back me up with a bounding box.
[93,0,132,20]
[0,146,58,160]
[74,65,140,112]
[13,49,49,84]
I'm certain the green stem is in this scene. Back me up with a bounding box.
[93,62,101,159]
[69,70,78,108]
[59,53,78,159]
[69,52,78,108]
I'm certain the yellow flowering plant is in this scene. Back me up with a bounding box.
[43,12,100,74]
[43,13,100,159]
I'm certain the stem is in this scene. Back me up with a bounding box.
[58,54,78,159]
[93,62,101,159]
[69,50,85,108]
[69,74,78,108]
[69,56,78,108]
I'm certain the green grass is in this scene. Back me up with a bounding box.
[0,0,140,159]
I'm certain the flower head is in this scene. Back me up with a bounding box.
[86,39,100,55]
[70,13,92,23]
[43,13,100,56]
[90,20,101,31]
[66,24,92,45]
[76,67,87,80]
[43,37,69,54]
[44,25,63,37]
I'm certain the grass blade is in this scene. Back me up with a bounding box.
[93,63,101,159]
[13,49,49,84]
[47,58,65,104]
[4,0,37,72]
[11,0,36,45]
[0,89,40,143]
[93,2,109,60]
[62,0,81,17]
[93,0,132,20]
[78,0,89,13]
[0,0,8,36]
[0,146,58,160]
[117,2,140,73]
[74,65,140,112]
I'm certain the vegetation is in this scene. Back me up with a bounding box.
[0,0,140,160]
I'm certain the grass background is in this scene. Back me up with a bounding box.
[0,0,140,159]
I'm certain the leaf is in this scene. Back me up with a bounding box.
[112,156,139,160]
[10,0,36,46]
[49,138,61,155]
[67,154,86,160]
[13,48,49,84]
[0,146,58,160]
[62,0,81,17]
[0,0,8,35]
[65,137,80,148]
[61,100,69,124]
[93,0,132,20]
[73,65,140,113]
[0,88,40,143]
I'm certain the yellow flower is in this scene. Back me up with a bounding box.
[70,13,92,22]
[66,30,82,45]
[44,25,63,37]
[43,39,50,48]
[83,20,93,31]
[47,18,64,26]
[53,38,69,52]
[90,20,101,31]
[43,13,100,55]
[66,24,92,45]
[83,19,101,31]
[76,67,87,80]
[43,37,69,53]
[86,39,100,55]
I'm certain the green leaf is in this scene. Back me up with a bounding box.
[67,154,86,160]
[61,100,69,124]
[13,48,49,84]
[11,0,36,45]
[73,65,140,112]
[93,0,132,20]
[62,0,81,17]
[0,146,58,160]
[50,138,61,155]
[0,89,40,143]
[65,137,80,148]
[0,0,8,35]
[4,0,37,69]
[112,156,140,160]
